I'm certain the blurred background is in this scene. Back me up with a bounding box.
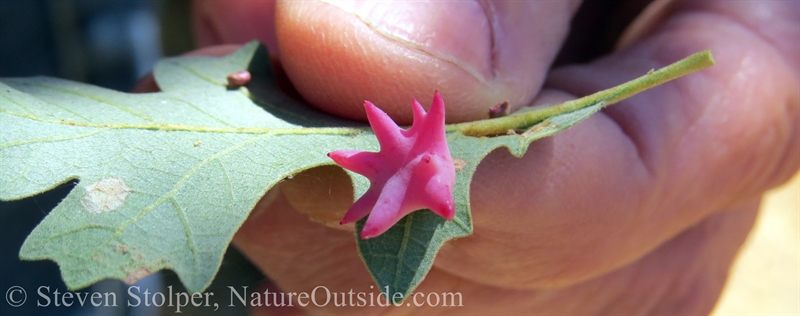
[714,174,799,315]
[0,0,797,315]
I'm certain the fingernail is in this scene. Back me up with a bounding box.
[321,0,493,81]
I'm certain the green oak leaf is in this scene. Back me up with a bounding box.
[0,41,714,300]
[2,42,372,292]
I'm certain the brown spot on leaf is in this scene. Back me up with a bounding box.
[115,244,129,254]
[193,141,202,147]
[82,178,132,214]
[124,267,152,285]
[453,158,467,171]
[132,252,144,262]
[524,121,553,136]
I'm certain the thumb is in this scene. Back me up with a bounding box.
[276,0,579,123]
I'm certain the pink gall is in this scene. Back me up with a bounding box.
[328,92,456,239]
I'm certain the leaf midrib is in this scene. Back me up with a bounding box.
[0,107,367,135]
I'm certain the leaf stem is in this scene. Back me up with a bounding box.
[447,50,715,136]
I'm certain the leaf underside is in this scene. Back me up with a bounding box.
[2,42,374,292]
[1,41,708,301]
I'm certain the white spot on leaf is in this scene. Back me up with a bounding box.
[453,158,467,171]
[82,178,132,214]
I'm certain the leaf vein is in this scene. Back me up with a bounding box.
[392,214,415,292]
[168,96,236,127]
[167,60,226,86]
[0,107,367,135]
[0,129,104,150]
[104,134,269,253]
[171,197,200,274]
[216,160,236,202]
[33,82,155,122]
[47,224,118,240]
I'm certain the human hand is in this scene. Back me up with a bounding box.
[188,1,799,314]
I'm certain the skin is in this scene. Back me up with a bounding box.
[152,0,799,314]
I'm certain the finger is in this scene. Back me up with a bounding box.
[434,0,799,288]
[235,178,758,314]
[279,166,354,230]
[192,0,279,54]
[131,73,159,93]
[275,0,580,124]
[430,199,758,315]
[232,181,389,315]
